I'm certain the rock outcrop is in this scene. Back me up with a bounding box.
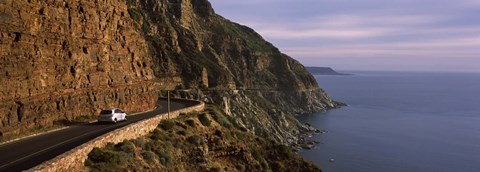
[0,0,157,136]
[1,0,340,145]
[128,0,341,144]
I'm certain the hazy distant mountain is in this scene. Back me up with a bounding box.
[306,67,351,75]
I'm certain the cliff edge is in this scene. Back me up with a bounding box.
[128,0,341,144]
[0,0,340,147]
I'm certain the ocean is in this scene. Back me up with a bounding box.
[297,71,480,172]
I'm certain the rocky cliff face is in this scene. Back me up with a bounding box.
[127,0,340,144]
[0,0,339,145]
[0,0,157,137]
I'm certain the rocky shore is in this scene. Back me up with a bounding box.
[293,123,328,151]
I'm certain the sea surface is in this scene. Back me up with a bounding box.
[297,71,480,172]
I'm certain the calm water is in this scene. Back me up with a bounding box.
[297,71,480,172]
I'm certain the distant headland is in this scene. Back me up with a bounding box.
[306,67,351,75]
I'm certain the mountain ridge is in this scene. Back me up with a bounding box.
[0,0,340,155]
[120,0,342,145]
[306,67,351,75]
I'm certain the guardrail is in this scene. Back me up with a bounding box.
[28,99,205,172]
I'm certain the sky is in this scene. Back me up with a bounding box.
[209,0,480,72]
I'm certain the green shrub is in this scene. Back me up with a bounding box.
[252,150,269,169]
[159,120,175,130]
[127,7,142,22]
[105,142,115,150]
[177,130,186,136]
[219,119,233,128]
[175,121,188,129]
[88,147,119,164]
[270,161,284,171]
[198,113,211,126]
[150,129,164,140]
[133,138,146,149]
[210,110,233,128]
[116,152,135,164]
[157,151,173,165]
[235,131,245,140]
[84,159,93,167]
[141,151,158,163]
[212,110,242,130]
[144,141,156,152]
[125,0,134,6]
[116,141,135,153]
[276,145,294,159]
[185,119,196,127]
[141,18,151,34]
[187,135,203,146]
[144,140,174,164]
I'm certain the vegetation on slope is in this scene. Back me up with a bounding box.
[85,105,321,172]
[121,0,341,146]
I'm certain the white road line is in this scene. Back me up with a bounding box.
[0,125,116,169]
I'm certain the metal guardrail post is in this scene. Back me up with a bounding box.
[168,91,170,119]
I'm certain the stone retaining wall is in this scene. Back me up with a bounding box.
[28,100,205,172]
[0,0,158,137]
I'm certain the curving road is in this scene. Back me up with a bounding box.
[0,98,199,171]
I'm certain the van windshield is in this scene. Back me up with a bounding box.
[100,110,112,114]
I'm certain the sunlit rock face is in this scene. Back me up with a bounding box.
[0,0,157,136]
[130,0,340,144]
[0,0,339,144]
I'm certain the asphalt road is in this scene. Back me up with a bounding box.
[0,98,199,171]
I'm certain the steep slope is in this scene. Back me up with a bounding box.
[85,107,321,171]
[0,0,340,146]
[127,0,341,144]
[0,0,157,137]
